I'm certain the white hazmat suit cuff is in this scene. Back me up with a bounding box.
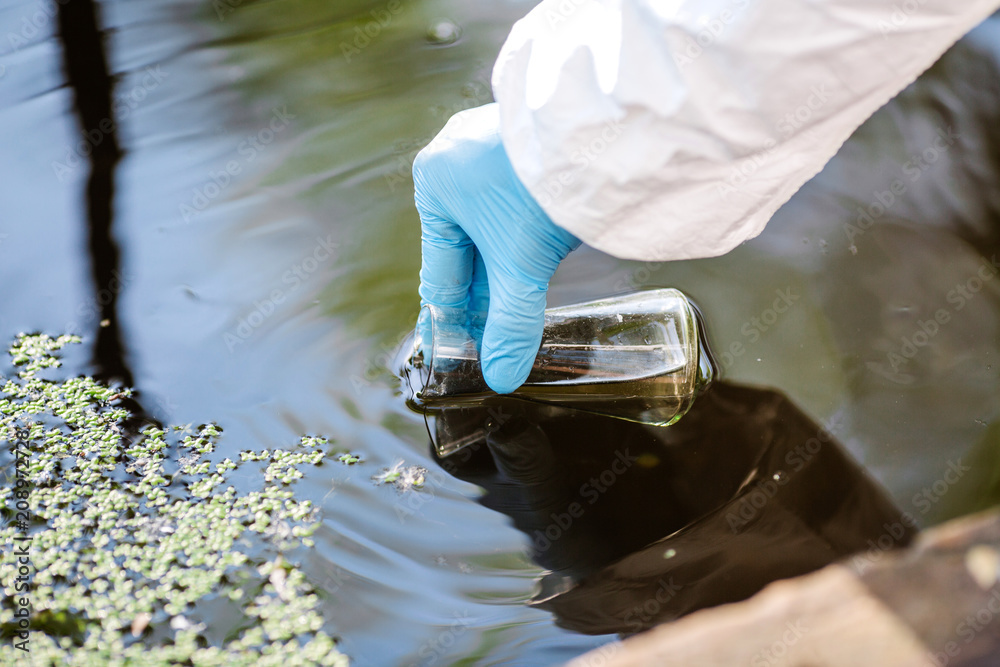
[491,0,1000,262]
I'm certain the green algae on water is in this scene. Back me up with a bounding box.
[372,462,427,491]
[0,334,348,666]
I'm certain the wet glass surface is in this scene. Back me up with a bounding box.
[1,0,999,664]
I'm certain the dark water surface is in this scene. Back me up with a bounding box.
[1,0,999,664]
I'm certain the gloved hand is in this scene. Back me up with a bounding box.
[413,103,581,394]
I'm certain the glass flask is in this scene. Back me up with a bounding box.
[394,289,716,438]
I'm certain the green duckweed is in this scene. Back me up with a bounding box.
[0,334,348,666]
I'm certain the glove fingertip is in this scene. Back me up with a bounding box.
[481,319,542,395]
[482,354,532,395]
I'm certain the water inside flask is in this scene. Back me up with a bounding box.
[395,289,716,437]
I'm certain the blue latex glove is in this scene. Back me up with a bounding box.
[413,103,581,394]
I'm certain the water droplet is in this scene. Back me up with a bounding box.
[663,549,677,559]
[772,471,787,483]
[426,20,461,45]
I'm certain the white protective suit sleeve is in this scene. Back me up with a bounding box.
[491,0,1000,261]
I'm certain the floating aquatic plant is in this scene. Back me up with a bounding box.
[0,334,348,666]
[372,461,427,491]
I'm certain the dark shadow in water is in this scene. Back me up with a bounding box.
[56,0,125,383]
[56,0,144,423]
[432,382,916,635]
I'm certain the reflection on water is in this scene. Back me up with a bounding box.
[0,0,998,663]
[433,382,915,634]
[54,0,150,438]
